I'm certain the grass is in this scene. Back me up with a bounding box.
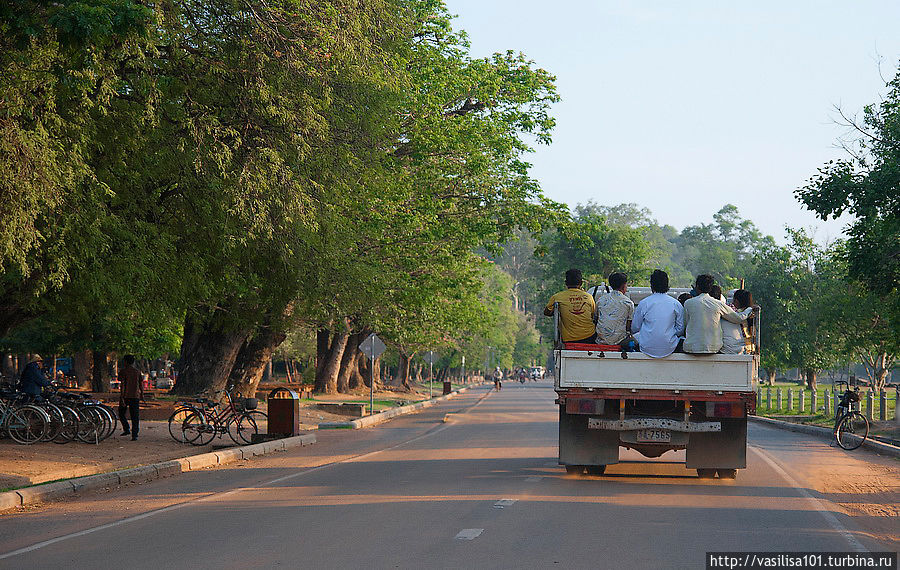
[756,382,898,434]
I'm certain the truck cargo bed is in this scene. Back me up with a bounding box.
[555,350,756,392]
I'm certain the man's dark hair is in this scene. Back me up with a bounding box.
[565,268,583,288]
[677,293,690,305]
[733,289,753,309]
[608,272,627,291]
[709,284,723,300]
[695,274,715,294]
[649,270,669,293]
[124,354,136,366]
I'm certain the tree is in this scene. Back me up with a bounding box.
[797,63,900,343]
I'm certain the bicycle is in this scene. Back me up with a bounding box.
[833,380,869,450]
[171,385,266,446]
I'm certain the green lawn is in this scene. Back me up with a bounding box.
[755,382,897,427]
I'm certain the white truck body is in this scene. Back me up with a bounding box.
[556,351,757,392]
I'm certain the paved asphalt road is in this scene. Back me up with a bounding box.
[0,381,896,569]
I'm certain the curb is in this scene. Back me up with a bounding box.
[0,433,316,512]
[749,415,900,458]
[318,384,484,430]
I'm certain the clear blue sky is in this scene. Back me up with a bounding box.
[444,0,900,242]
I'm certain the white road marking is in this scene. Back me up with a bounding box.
[455,528,484,540]
[525,476,542,483]
[749,445,867,552]
[0,388,496,560]
[493,499,517,508]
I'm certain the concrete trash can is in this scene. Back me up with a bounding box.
[267,387,300,437]
[443,381,452,395]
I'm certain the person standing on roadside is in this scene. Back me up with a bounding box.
[118,355,143,441]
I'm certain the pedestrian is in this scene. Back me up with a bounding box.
[118,355,143,441]
[20,354,52,396]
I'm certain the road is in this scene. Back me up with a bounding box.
[0,381,897,569]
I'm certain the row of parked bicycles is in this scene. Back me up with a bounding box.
[167,385,267,446]
[0,384,118,445]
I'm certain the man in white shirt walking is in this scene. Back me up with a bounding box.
[683,274,748,354]
[593,272,634,345]
[632,270,685,358]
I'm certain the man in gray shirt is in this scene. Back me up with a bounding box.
[683,274,747,354]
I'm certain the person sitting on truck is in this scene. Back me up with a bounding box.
[720,289,754,354]
[683,274,748,354]
[544,268,597,344]
[594,272,634,346]
[631,270,685,358]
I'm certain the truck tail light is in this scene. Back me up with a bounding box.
[706,402,745,418]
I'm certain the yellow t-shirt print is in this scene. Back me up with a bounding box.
[546,288,596,342]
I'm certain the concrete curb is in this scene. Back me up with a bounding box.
[0,433,316,512]
[749,415,900,458]
[318,384,484,430]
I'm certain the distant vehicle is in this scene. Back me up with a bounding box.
[530,366,545,379]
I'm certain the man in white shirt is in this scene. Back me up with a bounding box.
[683,274,748,354]
[632,270,685,358]
[593,272,634,345]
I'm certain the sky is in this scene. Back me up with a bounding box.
[444,0,900,243]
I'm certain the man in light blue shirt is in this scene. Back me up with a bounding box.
[632,270,685,358]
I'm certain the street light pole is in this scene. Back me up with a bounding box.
[429,360,433,399]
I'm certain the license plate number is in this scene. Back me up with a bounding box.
[635,428,671,443]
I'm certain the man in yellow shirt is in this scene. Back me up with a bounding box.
[544,269,597,343]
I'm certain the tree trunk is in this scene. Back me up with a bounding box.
[803,368,817,394]
[1,354,15,378]
[336,332,362,393]
[765,368,777,386]
[173,313,250,396]
[391,351,413,391]
[315,327,331,378]
[229,326,288,399]
[73,350,93,389]
[91,351,111,393]
[348,351,367,390]
[315,321,350,395]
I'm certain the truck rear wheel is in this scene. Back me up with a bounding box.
[586,465,606,476]
[696,468,716,479]
[716,468,737,479]
[565,465,586,475]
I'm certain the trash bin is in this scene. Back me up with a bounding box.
[267,387,300,437]
[443,381,452,395]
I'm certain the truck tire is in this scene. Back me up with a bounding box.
[586,465,606,476]
[565,465,586,475]
[716,468,737,479]
[696,468,716,479]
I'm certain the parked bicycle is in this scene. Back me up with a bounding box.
[168,385,266,446]
[833,380,869,450]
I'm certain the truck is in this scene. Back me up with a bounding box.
[552,287,759,479]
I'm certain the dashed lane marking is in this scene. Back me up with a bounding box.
[525,476,542,483]
[455,528,484,540]
[493,499,517,508]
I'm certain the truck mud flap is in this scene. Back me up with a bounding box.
[685,418,747,469]
[559,407,619,466]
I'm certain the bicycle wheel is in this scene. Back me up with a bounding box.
[5,405,49,445]
[53,405,80,444]
[228,413,259,445]
[168,407,195,443]
[94,403,118,440]
[75,406,103,444]
[41,403,65,442]
[836,412,869,450]
[183,411,215,446]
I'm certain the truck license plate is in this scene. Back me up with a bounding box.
[636,428,671,443]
